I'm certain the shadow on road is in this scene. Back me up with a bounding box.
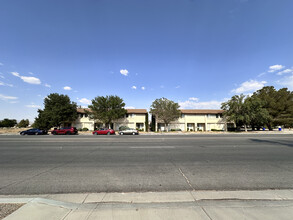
[250,138,293,148]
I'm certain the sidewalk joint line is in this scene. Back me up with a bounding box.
[201,207,213,220]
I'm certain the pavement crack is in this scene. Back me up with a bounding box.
[178,168,196,191]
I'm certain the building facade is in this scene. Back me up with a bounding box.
[73,108,148,131]
[153,109,226,131]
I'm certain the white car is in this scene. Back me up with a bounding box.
[119,128,139,135]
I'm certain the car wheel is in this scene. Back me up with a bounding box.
[66,131,71,135]
[120,132,124,135]
[35,132,39,135]
[132,132,136,135]
[94,132,98,135]
[107,132,110,135]
[20,133,24,136]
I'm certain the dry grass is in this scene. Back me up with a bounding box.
[0,128,25,134]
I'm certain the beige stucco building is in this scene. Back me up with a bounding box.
[153,109,226,131]
[73,108,148,131]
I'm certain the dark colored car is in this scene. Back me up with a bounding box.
[51,127,78,135]
[92,128,115,135]
[20,128,48,135]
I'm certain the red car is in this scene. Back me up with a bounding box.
[51,127,78,135]
[92,128,115,135]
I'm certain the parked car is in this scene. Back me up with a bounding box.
[92,128,115,135]
[20,128,47,135]
[51,127,78,135]
[119,127,139,135]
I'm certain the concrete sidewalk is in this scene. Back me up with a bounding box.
[1,190,293,219]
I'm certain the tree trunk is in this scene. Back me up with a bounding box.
[244,124,248,132]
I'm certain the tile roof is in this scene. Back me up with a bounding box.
[180,109,224,114]
[76,108,147,114]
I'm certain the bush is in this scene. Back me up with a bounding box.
[211,129,224,132]
[82,127,89,131]
[78,128,83,131]
[171,128,181,132]
[190,129,193,132]
[119,126,129,131]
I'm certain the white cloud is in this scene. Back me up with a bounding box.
[141,86,146,90]
[0,75,4,79]
[120,69,129,76]
[179,100,224,109]
[26,104,41,108]
[20,76,41,84]
[10,72,41,84]
[11,72,20,77]
[0,81,13,87]
[175,85,181,89]
[79,98,91,105]
[28,72,34,75]
[257,72,266,77]
[63,86,72,90]
[277,69,293,75]
[125,106,135,109]
[189,97,199,102]
[0,62,3,66]
[231,80,267,94]
[268,64,284,73]
[277,75,293,90]
[131,86,137,89]
[44,83,51,88]
[0,94,18,101]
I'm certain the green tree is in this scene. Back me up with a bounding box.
[150,97,180,132]
[245,96,271,130]
[88,95,127,128]
[34,93,78,130]
[252,86,277,129]
[273,88,293,127]
[0,118,17,127]
[221,94,251,131]
[17,119,30,128]
[252,86,293,128]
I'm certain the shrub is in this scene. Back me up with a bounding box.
[82,127,89,131]
[119,126,129,131]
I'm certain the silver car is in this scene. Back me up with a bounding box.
[119,128,139,135]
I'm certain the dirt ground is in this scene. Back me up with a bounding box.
[0,204,23,219]
[0,128,24,134]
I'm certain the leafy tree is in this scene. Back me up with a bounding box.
[221,94,251,131]
[17,119,30,128]
[0,118,17,127]
[245,96,271,130]
[34,93,78,130]
[88,95,127,128]
[273,88,293,127]
[252,86,293,128]
[150,97,180,132]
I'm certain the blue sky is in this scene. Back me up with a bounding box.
[1,0,293,121]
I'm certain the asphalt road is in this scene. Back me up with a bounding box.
[0,134,293,195]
